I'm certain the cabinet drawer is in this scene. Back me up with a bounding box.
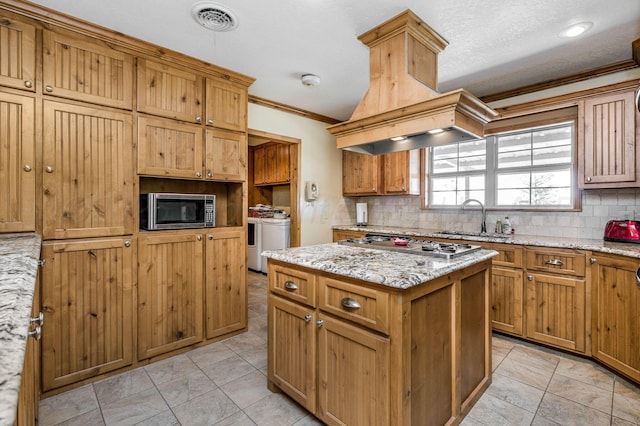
[482,243,523,268]
[525,248,586,277]
[318,276,390,334]
[270,264,317,307]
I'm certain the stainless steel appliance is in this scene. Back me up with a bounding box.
[140,193,215,230]
[338,234,481,260]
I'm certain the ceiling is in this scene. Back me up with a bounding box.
[26,0,640,121]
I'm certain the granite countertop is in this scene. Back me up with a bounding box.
[0,233,42,426]
[333,225,640,259]
[263,243,497,289]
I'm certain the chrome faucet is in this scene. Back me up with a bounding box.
[460,199,486,234]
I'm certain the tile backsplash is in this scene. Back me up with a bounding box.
[333,189,640,240]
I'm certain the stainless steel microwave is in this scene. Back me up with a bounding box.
[140,193,215,230]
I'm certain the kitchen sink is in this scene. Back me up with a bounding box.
[438,230,510,240]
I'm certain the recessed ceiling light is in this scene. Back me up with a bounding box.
[559,22,593,38]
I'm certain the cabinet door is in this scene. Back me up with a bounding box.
[16,275,39,425]
[525,273,585,352]
[205,77,247,132]
[40,237,135,391]
[253,146,266,185]
[137,58,203,122]
[0,92,35,232]
[383,150,420,195]
[205,230,247,338]
[582,91,636,187]
[0,16,36,91]
[342,150,380,196]
[42,30,133,109]
[317,314,389,426]
[137,116,203,179]
[332,229,366,242]
[42,101,134,239]
[491,266,524,335]
[268,295,316,412]
[274,143,290,183]
[205,128,246,181]
[592,254,640,381]
[137,233,204,359]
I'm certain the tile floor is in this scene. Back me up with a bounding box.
[39,271,640,426]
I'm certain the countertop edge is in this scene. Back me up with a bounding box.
[0,233,42,426]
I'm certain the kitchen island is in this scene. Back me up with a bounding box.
[264,243,497,426]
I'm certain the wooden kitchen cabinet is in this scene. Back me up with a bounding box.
[332,229,366,242]
[253,142,290,185]
[205,229,247,339]
[591,253,640,382]
[137,116,203,179]
[42,29,133,109]
[580,89,638,188]
[205,77,247,132]
[137,232,204,360]
[137,58,203,122]
[491,266,524,336]
[205,128,247,181]
[40,237,135,391]
[0,15,36,92]
[42,100,134,240]
[0,91,35,233]
[342,149,420,196]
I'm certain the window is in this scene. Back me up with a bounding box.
[425,121,576,209]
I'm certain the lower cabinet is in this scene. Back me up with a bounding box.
[490,266,524,336]
[40,237,135,391]
[591,254,640,382]
[205,229,247,339]
[15,277,40,426]
[137,233,204,359]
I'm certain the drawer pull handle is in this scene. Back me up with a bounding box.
[636,267,640,286]
[341,297,361,310]
[284,280,298,291]
[545,259,564,266]
[304,315,312,323]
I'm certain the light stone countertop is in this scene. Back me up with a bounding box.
[0,233,42,426]
[263,243,497,289]
[332,225,640,259]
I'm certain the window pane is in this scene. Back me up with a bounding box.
[459,155,486,171]
[532,145,572,166]
[468,175,485,190]
[432,144,458,160]
[431,177,457,191]
[497,173,530,189]
[458,191,484,205]
[498,150,531,168]
[458,140,486,157]
[531,169,571,187]
[532,126,572,149]
[433,158,458,174]
[432,191,457,205]
[497,188,530,205]
[532,187,571,205]
[497,133,531,153]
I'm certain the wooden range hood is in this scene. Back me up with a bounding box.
[327,10,497,155]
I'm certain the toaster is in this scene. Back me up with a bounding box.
[603,220,640,243]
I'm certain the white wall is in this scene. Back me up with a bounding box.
[248,103,346,245]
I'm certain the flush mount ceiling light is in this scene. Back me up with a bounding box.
[301,74,321,87]
[559,21,593,38]
[191,2,239,32]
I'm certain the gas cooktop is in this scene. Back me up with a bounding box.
[337,234,481,260]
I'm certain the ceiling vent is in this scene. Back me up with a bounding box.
[191,2,239,32]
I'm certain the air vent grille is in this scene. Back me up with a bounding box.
[191,2,239,32]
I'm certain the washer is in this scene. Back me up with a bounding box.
[261,218,290,273]
[247,217,262,272]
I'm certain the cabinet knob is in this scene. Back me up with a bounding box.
[31,312,44,326]
[304,315,312,323]
[586,177,592,182]
[195,116,202,123]
[28,325,41,341]
[24,80,33,88]
[316,320,324,328]
[207,235,213,240]
[207,172,213,178]
[207,119,213,125]
[23,164,32,172]
[197,235,203,241]
[590,258,597,264]
[527,275,533,281]
[45,166,54,173]
[124,240,131,247]
[196,171,202,177]
[45,85,53,93]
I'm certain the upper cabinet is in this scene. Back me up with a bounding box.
[253,143,290,185]
[579,89,638,189]
[206,128,247,181]
[43,30,133,109]
[137,58,203,122]
[342,150,420,196]
[0,16,36,91]
[205,77,247,132]
[0,91,35,232]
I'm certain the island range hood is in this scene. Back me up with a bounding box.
[327,10,498,155]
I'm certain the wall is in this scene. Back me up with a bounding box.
[248,103,345,245]
[333,68,640,240]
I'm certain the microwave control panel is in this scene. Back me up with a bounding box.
[205,199,216,227]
